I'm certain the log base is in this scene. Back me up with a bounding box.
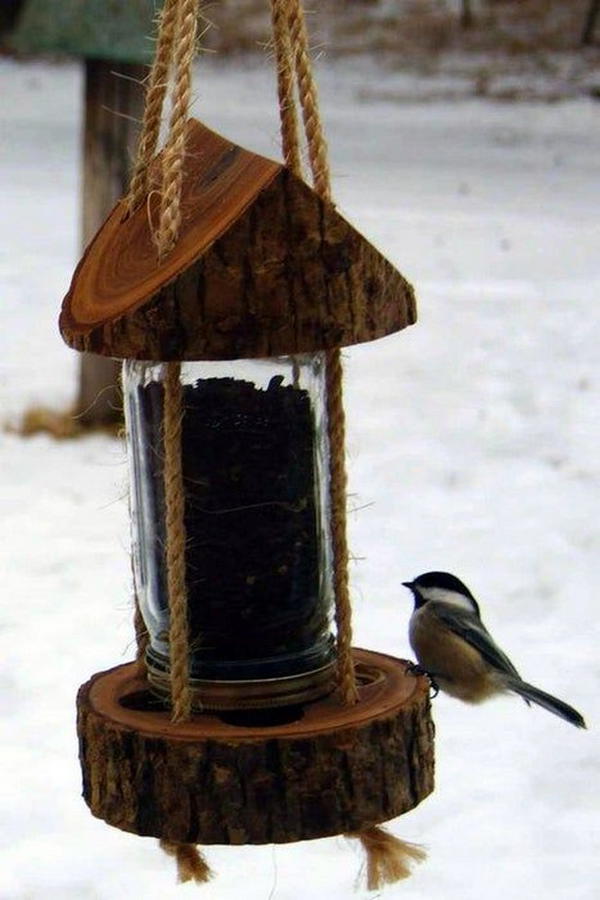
[76,649,435,845]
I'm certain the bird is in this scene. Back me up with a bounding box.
[402,571,586,729]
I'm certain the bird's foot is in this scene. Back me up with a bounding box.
[404,662,439,698]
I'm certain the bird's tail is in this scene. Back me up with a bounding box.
[509,679,586,729]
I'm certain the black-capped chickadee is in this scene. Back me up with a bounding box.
[403,571,586,728]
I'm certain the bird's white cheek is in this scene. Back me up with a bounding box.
[419,587,476,612]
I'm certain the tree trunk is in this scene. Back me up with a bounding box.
[460,0,474,29]
[75,58,145,428]
[0,0,23,37]
[582,0,600,45]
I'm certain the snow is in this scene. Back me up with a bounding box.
[1,57,599,899]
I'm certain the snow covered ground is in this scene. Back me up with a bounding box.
[1,57,599,899]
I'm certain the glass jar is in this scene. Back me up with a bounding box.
[123,354,336,709]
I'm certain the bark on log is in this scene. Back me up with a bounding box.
[60,119,417,361]
[76,59,145,426]
[77,649,434,844]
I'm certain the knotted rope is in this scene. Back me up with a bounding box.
[271,0,358,705]
[270,0,302,177]
[127,0,206,881]
[159,839,213,884]
[270,4,427,885]
[126,0,179,217]
[350,828,427,890]
[128,0,200,723]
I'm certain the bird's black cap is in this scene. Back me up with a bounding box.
[403,571,476,599]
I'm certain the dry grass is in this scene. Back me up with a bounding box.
[5,406,122,440]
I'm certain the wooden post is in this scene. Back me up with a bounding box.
[582,0,600,45]
[460,0,474,29]
[76,58,145,428]
[0,1,22,38]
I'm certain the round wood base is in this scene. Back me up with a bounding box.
[76,648,435,845]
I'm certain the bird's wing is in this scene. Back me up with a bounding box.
[432,602,523,680]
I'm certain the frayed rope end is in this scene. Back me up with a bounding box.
[347,825,427,891]
[159,839,214,884]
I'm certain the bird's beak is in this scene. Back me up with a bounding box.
[402,581,414,590]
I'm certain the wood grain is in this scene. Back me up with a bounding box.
[60,118,417,360]
[76,649,434,844]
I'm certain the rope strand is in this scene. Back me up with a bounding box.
[275,0,357,703]
[270,0,303,177]
[286,0,332,200]
[157,0,200,257]
[157,2,199,721]
[159,840,214,883]
[127,0,180,213]
[128,0,200,723]
[325,349,358,703]
[162,362,192,722]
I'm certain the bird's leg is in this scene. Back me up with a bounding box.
[404,661,439,698]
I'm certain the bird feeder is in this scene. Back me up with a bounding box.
[60,117,434,850]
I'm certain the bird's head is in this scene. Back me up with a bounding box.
[402,571,480,614]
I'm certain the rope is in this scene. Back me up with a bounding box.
[127,0,200,258]
[157,0,200,257]
[162,362,192,723]
[126,0,200,722]
[127,0,180,213]
[159,840,214,883]
[125,0,201,880]
[156,0,200,721]
[270,0,302,177]
[348,827,427,889]
[286,0,332,200]
[324,349,357,703]
[270,0,358,704]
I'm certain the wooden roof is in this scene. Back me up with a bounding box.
[60,119,416,360]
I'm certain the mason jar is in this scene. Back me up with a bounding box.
[123,353,336,710]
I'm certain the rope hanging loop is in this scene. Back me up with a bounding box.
[129,0,359,712]
[270,0,358,705]
[127,0,202,725]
